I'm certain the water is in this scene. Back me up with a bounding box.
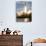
[16,18,30,22]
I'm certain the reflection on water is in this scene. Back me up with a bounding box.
[16,18,31,22]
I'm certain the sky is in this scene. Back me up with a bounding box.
[0,0,46,46]
[16,1,32,12]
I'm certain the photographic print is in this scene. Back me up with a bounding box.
[16,1,32,22]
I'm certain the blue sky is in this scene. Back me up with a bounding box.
[16,1,32,12]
